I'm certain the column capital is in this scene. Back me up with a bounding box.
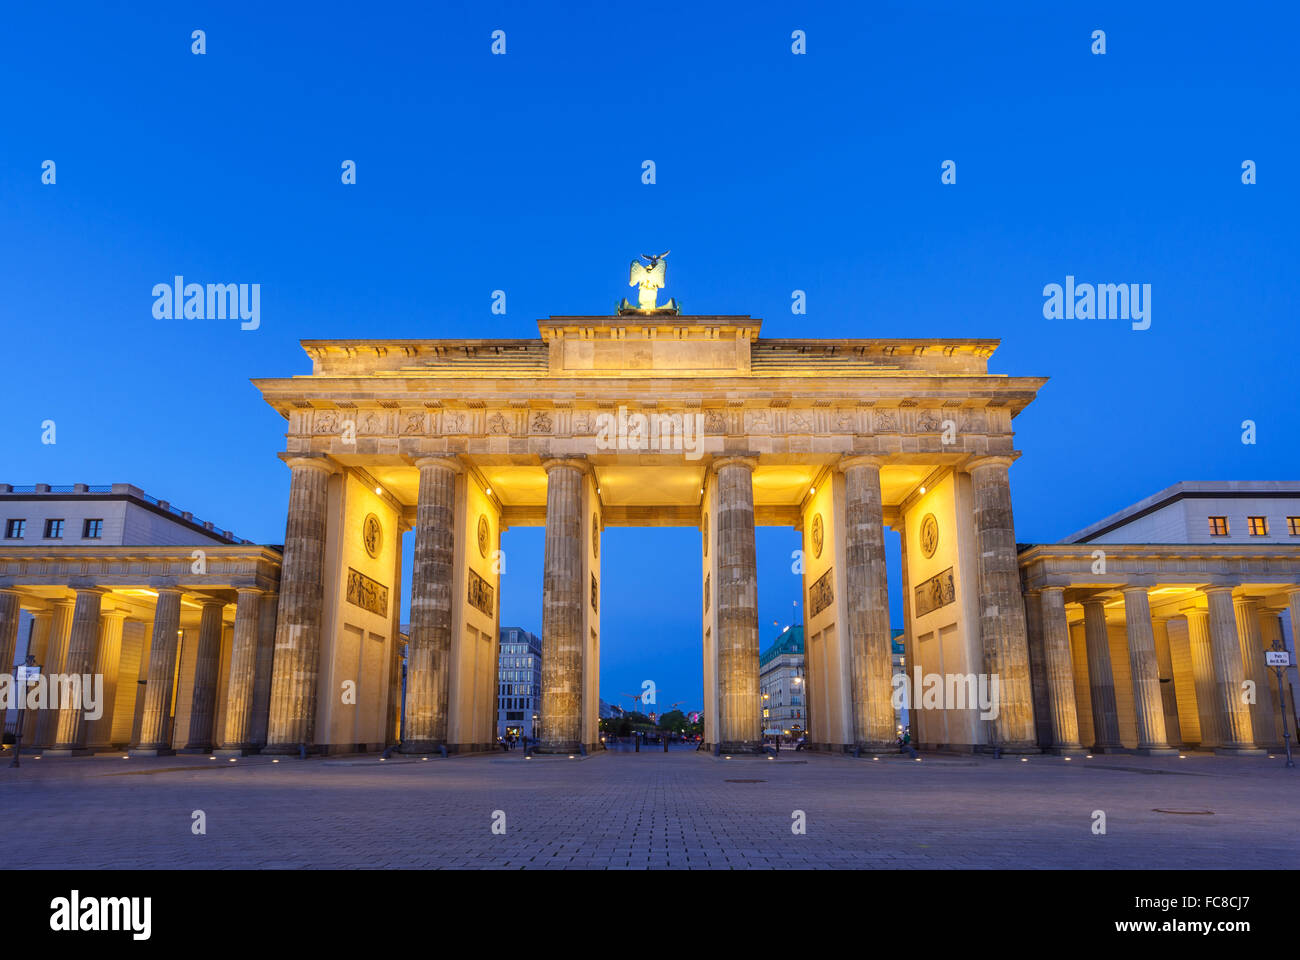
[196,596,227,608]
[838,454,886,472]
[1120,584,1150,598]
[234,586,265,597]
[541,456,589,475]
[279,453,338,475]
[414,454,465,474]
[966,454,1016,473]
[1198,584,1235,598]
[1041,585,1066,597]
[711,455,758,474]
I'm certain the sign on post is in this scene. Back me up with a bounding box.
[1265,651,1291,667]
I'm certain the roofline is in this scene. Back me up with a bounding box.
[1062,481,1300,543]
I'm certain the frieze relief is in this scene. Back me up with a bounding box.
[346,567,389,617]
[809,568,834,617]
[468,567,495,616]
[914,567,956,618]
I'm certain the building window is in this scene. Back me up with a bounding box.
[1207,516,1229,537]
[1247,516,1269,536]
[44,518,64,538]
[83,518,104,539]
[4,519,25,539]
[1289,517,1300,536]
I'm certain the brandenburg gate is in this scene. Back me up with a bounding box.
[249,258,1048,755]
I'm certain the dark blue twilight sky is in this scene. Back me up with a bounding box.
[2,2,1296,713]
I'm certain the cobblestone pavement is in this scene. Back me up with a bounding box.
[3,748,1297,869]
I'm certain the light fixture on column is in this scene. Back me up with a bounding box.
[919,485,926,495]
[810,486,815,495]
[485,486,492,495]
[375,486,382,495]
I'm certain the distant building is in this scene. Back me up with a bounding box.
[598,699,622,719]
[759,625,805,740]
[498,627,541,739]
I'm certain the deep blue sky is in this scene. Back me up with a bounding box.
[3,2,1296,713]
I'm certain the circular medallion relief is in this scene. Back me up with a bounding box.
[362,514,383,558]
[477,514,490,558]
[592,513,600,559]
[920,513,939,559]
[811,514,824,558]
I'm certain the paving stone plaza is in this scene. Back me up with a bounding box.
[5,749,1295,870]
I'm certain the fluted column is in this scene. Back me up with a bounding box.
[1039,588,1084,752]
[539,458,585,752]
[249,591,278,747]
[1258,608,1286,748]
[89,610,127,749]
[1234,596,1276,749]
[841,456,895,750]
[403,455,460,752]
[1151,615,1182,748]
[132,588,184,755]
[1121,587,1175,754]
[181,599,226,752]
[264,456,333,753]
[967,457,1035,748]
[1081,597,1123,751]
[49,588,106,754]
[1203,587,1261,754]
[1183,609,1222,748]
[0,589,20,678]
[712,457,762,752]
[1023,589,1053,748]
[217,589,263,754]
[31,598,75,748]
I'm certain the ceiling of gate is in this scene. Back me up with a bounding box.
[363,459,933,527]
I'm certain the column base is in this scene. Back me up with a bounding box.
[1089,745,1128,754]
[1132,746,1180,756]
[177,746,216,755]
[259,742,314,756]
[128,747,176,757]
[717,741,765,755]
[399,740,445,755]
[982,742,1041,756]
[42,747,93,757]
[1047,745,1089,756]
[213,746,260,757]
[1214,746,1268,757]
[535,741,583,755]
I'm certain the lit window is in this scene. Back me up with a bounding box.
[83,518,104,539]
[1207,516,1228,536]
[1288,517,1300,536]
[4,519,25,539]
[44,518,64,538]
[1247,516,1269,537]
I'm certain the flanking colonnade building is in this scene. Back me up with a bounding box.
[2,311,1297,759]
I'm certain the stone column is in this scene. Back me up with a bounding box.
[132,588,185,755]
[1081,597,1123,751]
[249,591,278,747]
[217,588,263,754]
[1039,588,1084,753]
[181,599,226,752]
[1203,587,1261,754]
[1023,589,1053,748]
[0,589,19,678]
[841,456,895,751]
[1151,615,1182,748]
[49,588,106,755]
[1258,608,1287,748]
[264,456,333,753]
[1234,596,1276,749]
[539,459,586,752]
[32,598,75,748]
[714,457,763,753]
[403,455,460,752]
[1183,609,1222,749]
[967,457,1035,748]
[1121,587,1175,754]
[89,610,127,749]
